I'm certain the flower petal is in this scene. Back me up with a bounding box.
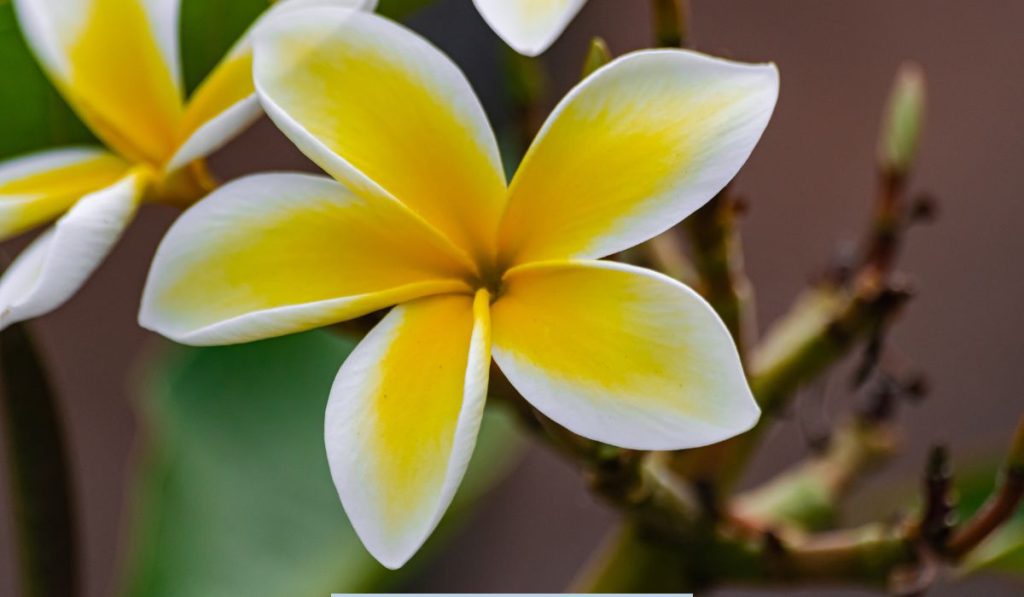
[498,50,779,266]
[13,0,184,164]
[140,173,477,346]
[326,290,490,569]
[0,147,131,239]
[253,8,507,262]
[472,0,586,56]
[167,0,379,172]
[0,168,148,329]
[491,260,759,450]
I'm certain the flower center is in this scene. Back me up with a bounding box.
[473,262,506,302]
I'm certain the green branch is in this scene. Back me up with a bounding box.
[732,418,898,532]
[683,189,755,355]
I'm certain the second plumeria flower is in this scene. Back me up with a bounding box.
[473,0,588,55]
[0,0,374,328]
[140,8,778,569]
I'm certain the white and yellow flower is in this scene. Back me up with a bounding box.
[139,8,778,568]
[473,0,588,56]
[0,0,375,328]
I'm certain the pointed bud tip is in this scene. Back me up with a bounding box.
[581,37,612,79]
[879,61,927,176]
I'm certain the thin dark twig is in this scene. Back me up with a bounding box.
[0,322,78,597]
[947,417,1024,558]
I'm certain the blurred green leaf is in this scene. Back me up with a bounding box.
[179,0,440,93]
[956,466,1024,577]
[0,3,94,161]
[376,0,436,19]
[179,0,269,94]
[121,330,523,597]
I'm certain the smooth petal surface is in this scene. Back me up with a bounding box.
[0,147,130,238]
[491,260,759,450]
[14,0,184,164]
[326,290,490,569]
[253,8,507,262]
[473,0,586,56]
[140,173,476,346]
[167,0,379,172]
[0,168,148,330]
[498,50,779,266]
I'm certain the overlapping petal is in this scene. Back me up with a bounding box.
[491,260,759,450]
[252,8,507,262]
[139,173,477,346]
[13,0,185,165]
[498,50,779,266]
[326,290,490,569]
[167,0,379,172]
[472,0,586,56]
[0,167,149,330]
[0,147,131,238]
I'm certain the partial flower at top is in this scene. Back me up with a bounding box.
[473,0,587,56]
[140,8,778,569]
[0,0,376,330]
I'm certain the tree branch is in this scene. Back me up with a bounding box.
[947,416,1024,558]
[732,417,898,532]
[683,189,755,354]
[0,323,78,597]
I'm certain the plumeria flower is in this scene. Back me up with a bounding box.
[474,0,587,56]
[0,0,375,329]
[140,8,778,568]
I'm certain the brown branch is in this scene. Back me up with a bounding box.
[577,519,919,592]
[683,189,755,355]
[732,417,898,532]
[919,445,956,552]
[651,0,692,49]
[673,280,911,491]
[947,416,1024,558]
[0,323,78,597]
[673,66,928,492]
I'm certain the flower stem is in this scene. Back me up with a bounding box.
[0,322,78,597]
[651,0,691,49]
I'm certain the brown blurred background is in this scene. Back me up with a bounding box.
[1,0,1023,595]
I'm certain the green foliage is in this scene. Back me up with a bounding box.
[0,2,94,160]
[956,467,1024,577]
[179,0,269,93]
[376,0,436,19]
[121,330,523,597]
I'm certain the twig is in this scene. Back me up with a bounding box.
[651,0,691,49]
[649,0,753,351]
[0,323,78,597]
[683,189,755,355]
[732,417,898,532]
[676,65,928,492]
[919,445,956,552]
[947,416,1024,558]
[674,280,911,490]
[577,519,918,591]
